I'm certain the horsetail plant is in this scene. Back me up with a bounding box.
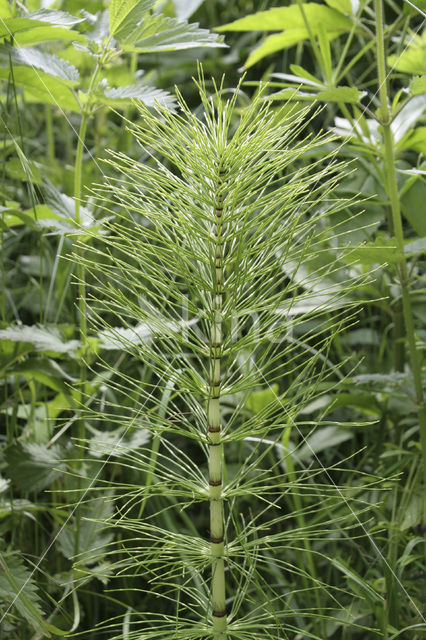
[74,78,379,639]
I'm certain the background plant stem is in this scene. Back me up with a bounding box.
[375,0,426,484]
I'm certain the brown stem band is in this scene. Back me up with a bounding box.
[209,479,222,487]
[213,609,226,618]
[210,535,224,543]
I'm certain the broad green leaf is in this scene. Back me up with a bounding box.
[401,178,426,235]
[404,237,426,255]
[400,491,425,530]
[5,156,42,184]
[0,67,79,110]
[218,3,352,32]
[410,75,426,95]
[5,442,67,492]
[388,29,426,75]
[0,9,83,39]
[246,384,279,413]
[325,0,359,15]
[289,64,323,86]
[173,0,205,20]
[0,552,65,636]
[89,426,150,458]
[122,14,226,51]
[397,126,426,154]
[57,498,114,563]
[13,25,87,46]
[245,29,339,68]
[297,425,353,462]
[109,0,155,41]
[0,44,78,83]
[8,358,73,394]
[25,9,84,27]
[96,81,175,109]
[0,0,11,18]
[0,324,80,354]
[316,86,365,103]
[344,238,402,265]
[341,329,380,346]
[391,95,426,142]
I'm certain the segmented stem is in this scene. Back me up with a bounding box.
[208,164,226,637]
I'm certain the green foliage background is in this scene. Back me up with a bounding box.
[0,0,425,638]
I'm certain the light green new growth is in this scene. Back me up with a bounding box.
[76,76,375,639]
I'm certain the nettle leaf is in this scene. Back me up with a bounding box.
[0,324,80,355]
[388,30,426,76]
[0,553,49,635]
[109,0,155,41]
[89,426,150,458]
[25,9,84,27]
[6,442,67,493]
[57,498,114,564]
[218,4,352,68]
[97,81,175,109]
[13,26,87,47]
[218,3,352,32]
[410,75,426,95]
[0,67,79,110]
[0,44,78,83]
[0,9,83,39]
[122,14,226,51]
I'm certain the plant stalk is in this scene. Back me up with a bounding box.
[375,0,426,483]
[208,164,226,638]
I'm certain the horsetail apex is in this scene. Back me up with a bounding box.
[77,71,366,639]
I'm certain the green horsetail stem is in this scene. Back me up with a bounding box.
[208,164,226,635]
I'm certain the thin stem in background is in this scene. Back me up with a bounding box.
[375,0,426,486]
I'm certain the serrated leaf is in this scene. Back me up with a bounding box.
[109,0,155,41]
[0,553,46,634]
[98,81,175,109]
[218,3,352,32]
[5,442,66,493]
[89,426,150,458]
[123,14,226,51]
[0,9,83,39]
[0,67,80,110]
[13,25,87,46]
[410,75,426,95]
[317,86,365,104]
[0,324,80,354]
[57,498,114,564]
[0,44,79,83]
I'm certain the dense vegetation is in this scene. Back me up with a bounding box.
[0,1,425,638]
